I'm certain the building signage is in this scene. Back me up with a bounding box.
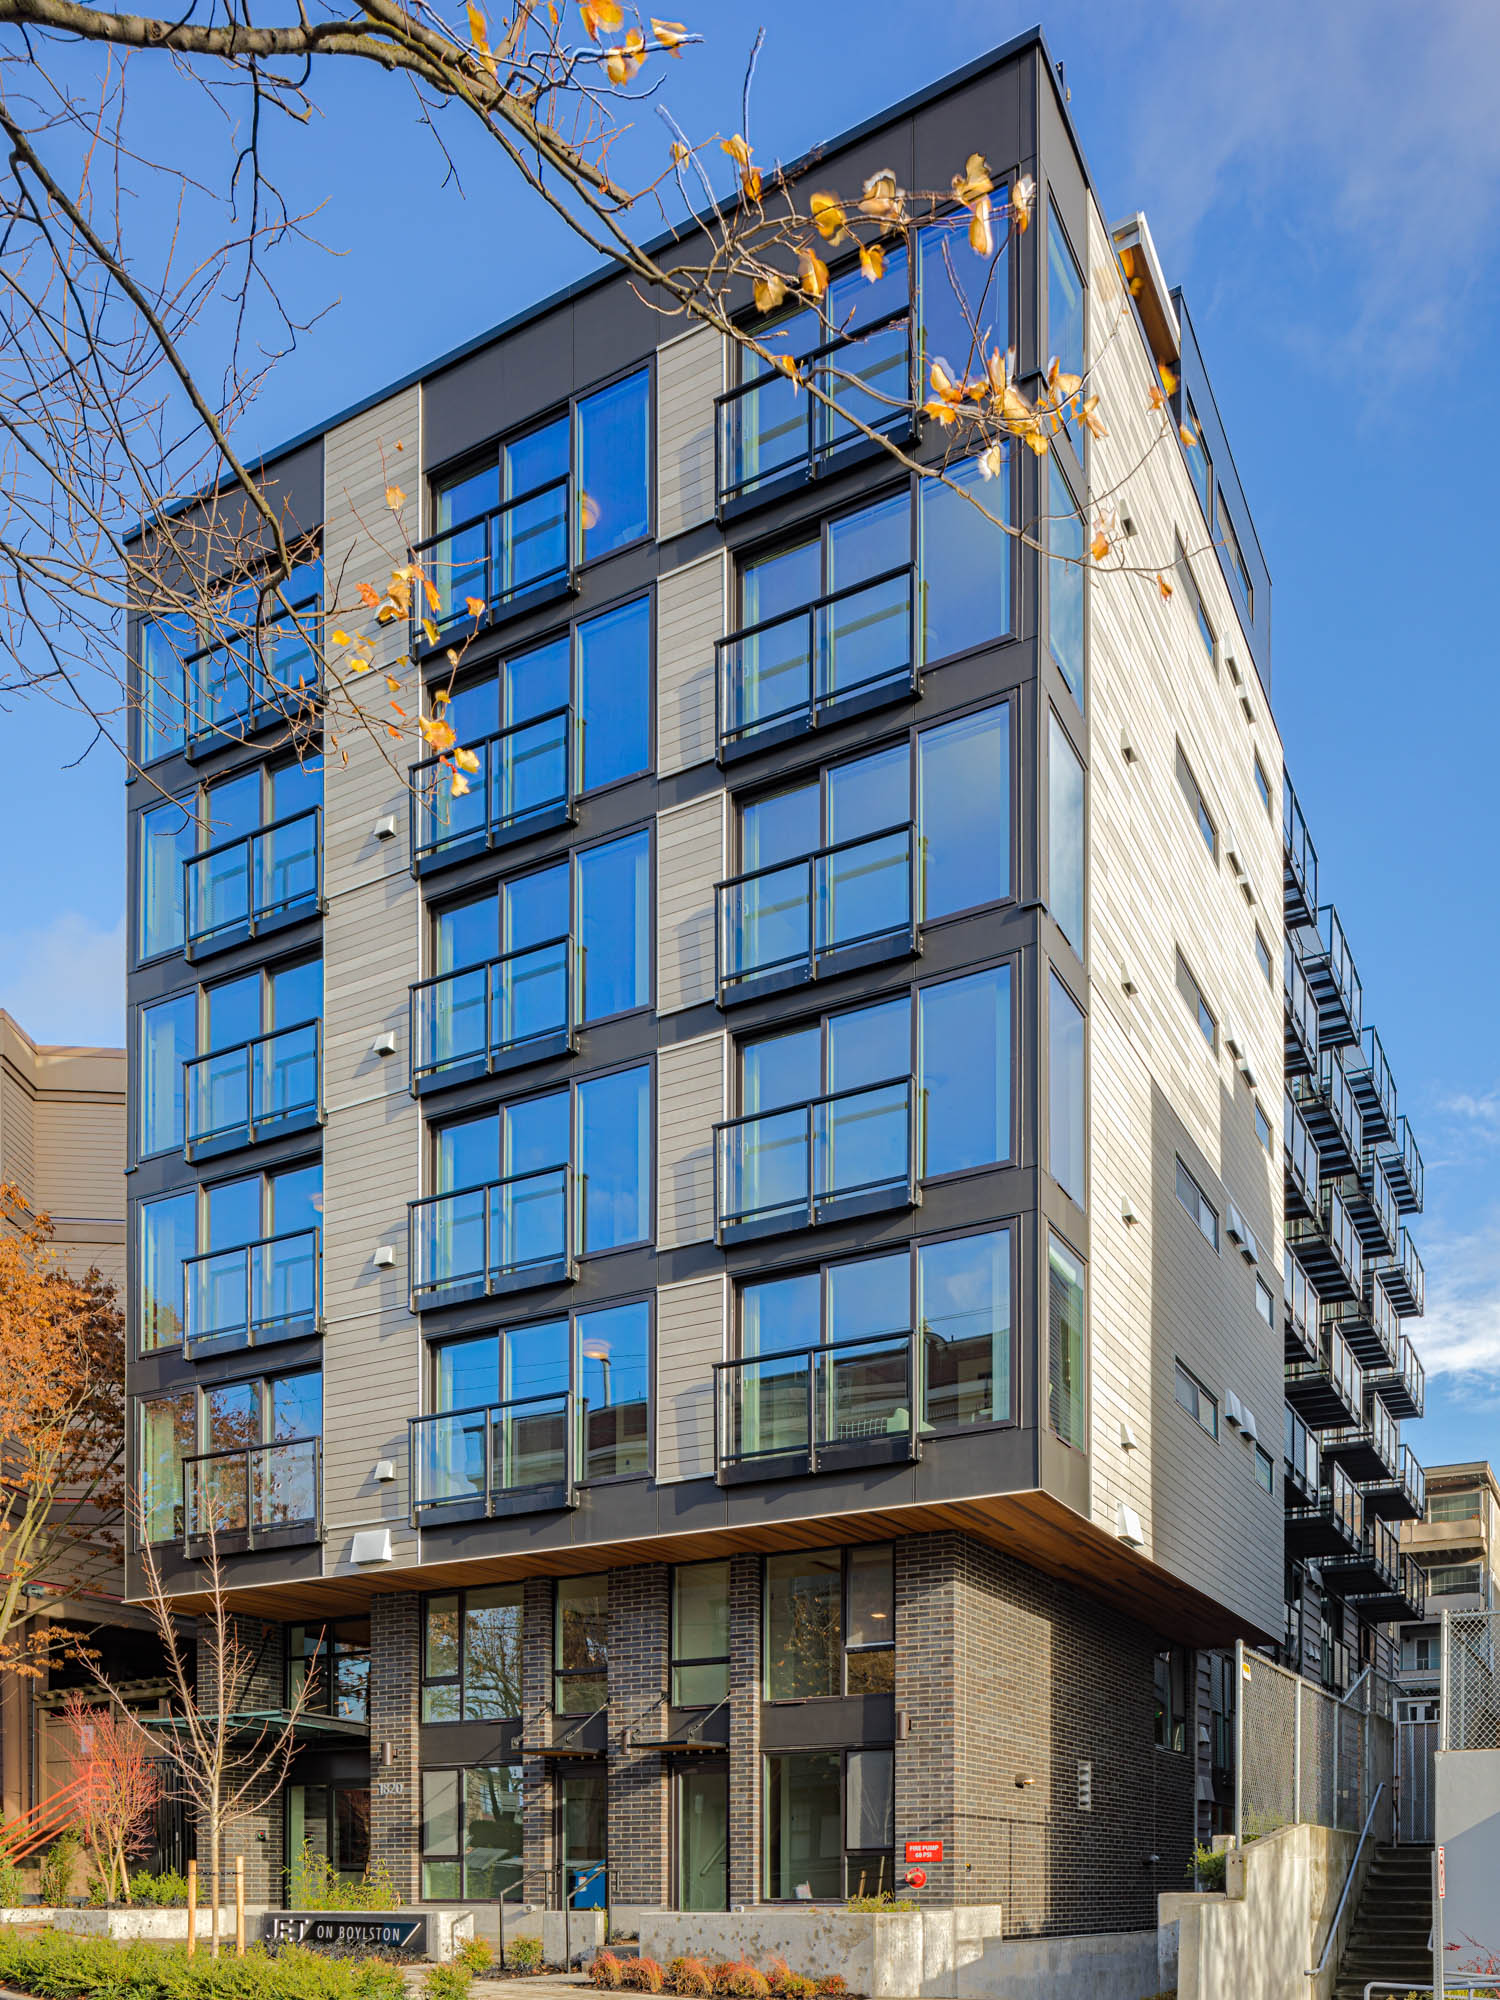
[904,1841,943,1864]
[264,1914,428,1953]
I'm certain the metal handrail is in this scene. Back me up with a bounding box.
[716,819,917,998]
[410,472,572,645]
[410,932,572,1084]
[1306,1780,1384,1976]
[185,805,323,949]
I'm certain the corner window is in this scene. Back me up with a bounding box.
[1174,1362,1218,1439]
[1048,973,1085,1208]
[1175,744,1217,860]
[1047,459,1084,706]
[764,1544,893,1699]
[1175,951,1217,1052]
[1175,1158,1219,1249]
[422,1586,522,1722]
[1154,1646,1189,1750]
[555,1574,609,1713]
[1048,711,1085,949]
[672,1561,730,1707]
[575,369,651,561]
[1046,1233,1085,1450]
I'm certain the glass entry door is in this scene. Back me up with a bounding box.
[676,1764,728,1912]
[559,1768,607,1909]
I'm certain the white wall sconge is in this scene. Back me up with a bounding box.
[1117,1503,1145,1547]
[350,1528,392,1565]
[372,1459,396,1483]
[373,1245,397,1269]
[373,814,398,842]
[370,1030,398,1058]
[1120,1193,1140,1227]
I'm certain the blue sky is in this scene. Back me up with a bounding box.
[3,0,1497,1466]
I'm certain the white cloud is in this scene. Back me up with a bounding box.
[0,913,126,1048]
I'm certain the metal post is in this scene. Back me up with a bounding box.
[1234,1639,1245,1846]
[186,1859,197,1959]
[1293,1680,1303,1825]
[234,1855,245,1957]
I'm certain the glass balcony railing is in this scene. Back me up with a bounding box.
[410,937,572,1090]
[411,705,573,871]
[185,596,321,749]
[183,1021,321,1160]
[714,1330,921,1483]
[182,1437,321,1550]
[716,309,911,514]
[717,822,916,1005]
[183,1227,321,1359]
[715,1075,918,1245]
[411,475,571,646]
[717,565,916,760]
[410,1390,579,1521]
[185,807,321,958]
[410,1164,572,1306]
[1383,1115,1424,1217]
[1283,770,1319,928]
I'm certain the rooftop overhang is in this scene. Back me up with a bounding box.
[141,1488,1278,1651]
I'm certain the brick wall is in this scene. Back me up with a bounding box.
[608,1564,669,1904]
[368,1593,421,1900]
[192,1612,285,1905]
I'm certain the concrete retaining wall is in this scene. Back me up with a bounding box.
[1159,1822,1362,2000]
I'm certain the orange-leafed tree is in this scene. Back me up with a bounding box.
[0,1185,125,1675]
[60,1688,160,1905]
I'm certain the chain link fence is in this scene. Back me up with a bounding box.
[1443,1610,1500,1751]
[1234,1642,1395,1845]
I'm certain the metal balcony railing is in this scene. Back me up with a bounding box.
[410,474,572,648]
[184,591,321,751]
[410,704,574,872]
[409,1163,572,1307]
[715,307,911,515]
[183,1020,321,1161]
[410,1390,579,1522]
[714,1329,922,1484]
[182,1227,321,1358]
[1382,1115,1424,1216]
[1345,1024,1398,1146]
[182,1437,321,1551]
[1302,904,1362,1048]
[1284,934,1320,1077]
[716,564,917,760]
[714,1075,919,1245]
[716,821,917,1006]
[1283,770,1319,928]
[185,807,322,959]
[410,936,573,1090]
[1284,1090,1319,1220]
[1285,1325,1364,1432]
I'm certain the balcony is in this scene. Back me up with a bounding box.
[717,565,917,762]
[410,705,574,875]
[183,1227,321,1359]
[1383,1116,1424,1217]
[410,938,573,1093]
[1322,1513,1401,1601]
[410,1390,579,1524]
[1284,935,1320,1078]
[1283,771,1319,929]
[715,307,911,519]
[410,475,572,652]
[1284,1247,1320,1365]
[1286,1460,1362,1559]
[713,1330,922,1485]
[1286,1182,1362,1303]
[185,808,322,960]
[1344,1024,1398,1147]
[714,1076,918,1246]
[1378,1228,1424,1318]
[1343,1147,1398,1262]
[183,1021,321,1163]
[716,823,917,1007]
[1369,1332,1425,1421]
[1302,904,1363,1048]
[1284,1090,1319,1222]
[1364,1442,1426,1523]
[1285,1325,1364,1431]
[410,1165,572,1309]
[1322,1387,1400,1485]
[184,594,321,758]
[182,1437,321,1555]
[1291,1045,1361,1174]
[1324,1268,1400,1374]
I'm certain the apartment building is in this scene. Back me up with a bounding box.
[1395,1464,1500,1712]
[120,29,1426,1940]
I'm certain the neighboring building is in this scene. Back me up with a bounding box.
[119,29,1427,1945]
[1396,1463,1500,1713]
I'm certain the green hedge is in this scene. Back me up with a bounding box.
[0,1928,407,2000]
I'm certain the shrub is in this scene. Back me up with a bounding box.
[1187,1843,1226,1892]
[712,1962,769,2000]
[423,1963,472,2000]
[592,1949,626,1990]
[666,1957,712,1996]
[503,1936,544,1975]
[37,1829,82,1906]
[620,1960,665,1994]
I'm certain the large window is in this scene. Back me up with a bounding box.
[1048,973,1085,1208]
[672,1561,730,1706]
[555,1574,609,1713]
[421,1586,523,1722]
[765,1747,894,1902]
[1046,460,1084,705]
[421,1763,522,1903]
[1048,711,1084,951]
[764,1545,893,1699]
[289,1618,370,1723]
[1047,1232,1085,1450]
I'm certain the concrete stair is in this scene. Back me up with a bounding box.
[1333,1844,1433,2000]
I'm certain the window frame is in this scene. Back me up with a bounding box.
[419,1584,525,1724]
[1173,1361,1219,1440]
[762,1543,895,1703]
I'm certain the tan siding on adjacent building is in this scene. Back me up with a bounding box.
[657,551,725,777]
[1081,202,1284,1637]
[655,1273,725,1485]
[656,791,725,1015]
[656,1031,725,1251]
[319,385,425,1572]
[656,325,723,542]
